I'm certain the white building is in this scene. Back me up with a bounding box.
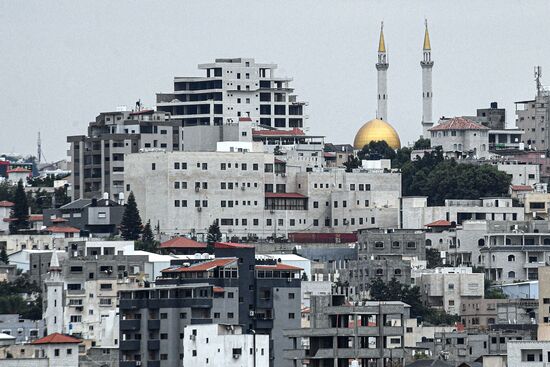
[183,324,269,367]
[0,200,13,233]
[507,340,550,365]
[156,57,308,129]
[429,117,491,159]
[402,197,524,229]
[124,151,401,240]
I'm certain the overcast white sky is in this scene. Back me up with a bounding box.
[1,0,549,160]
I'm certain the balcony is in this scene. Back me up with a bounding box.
[119,340,140,351]
[120,319,141,331]
[256,298,273,309]
[255,318,274,329]
[147,361,161,367]
[147,340,160,350]
[148,320,160,330]
[191,318,212,325]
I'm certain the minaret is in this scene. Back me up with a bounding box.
[376,21,389,122]
[421,19,434,137]
[44,250,64,334]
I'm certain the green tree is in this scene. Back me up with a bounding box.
[485,279,507,299]
[426,248,444,269]
[53,186,71,207]
[0,181,15,201]
[0,247,8,264]
[413,138,431,150]
[9,180,29,234]
[343,155,361,172]
[358,140,396,161]
[136,220,158,252]
[120,192,143,240]
[207,221,222,252]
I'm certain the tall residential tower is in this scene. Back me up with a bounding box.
[421,20,434,137]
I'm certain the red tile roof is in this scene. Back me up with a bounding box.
[213,286,225,293]
[256,263,303,271]
[29,214,44,222]
[252,128,305,136]
[429,117,489,131]
[265,192,307,199]
[426,220,453,227]
[161,258,237,273]
[2,218,16,222]
[32,333,81,345]
[239,117,252,122]
[511,185,533,191]
[46,226,80,233]
[7,167,32,173]
[0,201,14,207]
[51,218,68,223]
[214,242,255,249]
[160,237,206,249]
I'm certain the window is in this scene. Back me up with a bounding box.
[288,293,295,299]
[392,241,400,248]
[228,312,234,318]
[54,349,60,357]
[508,254,515,262]
[288,313,295,319]
[174,162,180,169]
[374,241,384,248]
[66,348,72,355]
[151,163,156,170]
[160,313,168,319]
[407,241,416,249]
[508,271,516,278]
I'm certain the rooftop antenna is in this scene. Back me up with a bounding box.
[37,131,47,163]
[535,66,543,96]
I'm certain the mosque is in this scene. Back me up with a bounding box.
[353,21,434,150]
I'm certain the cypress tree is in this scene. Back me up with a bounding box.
[9,180,29,234]
[120,192,143,240]
[206,221,222,253]
[0,247,9,264]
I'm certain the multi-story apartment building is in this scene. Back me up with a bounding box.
[285,295,409,367]
[67,109,181,200]
[507,340,550,365]
[515,70,550,151]
[538,266,550,340]
[343,229,426,298]
[182,324,270,367]
[119,242,302,367]
[460,298,537,331]
[412,267,484,315]
[43,249,149,348]
[402,197,525,229]
[124,151,401,240]
[156,58,307,129]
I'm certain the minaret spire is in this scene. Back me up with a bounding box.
[421,19,434,138]
[376,21,389,122]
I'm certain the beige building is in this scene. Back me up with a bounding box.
[538,266,550,340]
[413,267,484,315]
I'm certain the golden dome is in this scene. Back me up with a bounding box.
[353,118,401,150]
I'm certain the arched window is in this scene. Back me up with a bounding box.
[492,255,496,262]
[506,238,512,245]
[508,255,516,262]
[478,239,485,247]
[508,271,516,279]
[425,239,432,247]
[394,269,402,276]
[376,269,383,276]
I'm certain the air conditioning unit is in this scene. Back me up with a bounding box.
[249,310,255,317]
[189,335,196,341]
[281,173,286,177]
[269,210,275,214]
[241,186,245,191]
[195,187,200,192]
[197,207,202,212]
[287,278,292,282]
[233,354,240,359]
[136,362,142,366]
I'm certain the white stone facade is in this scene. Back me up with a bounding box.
[124,151,401,240]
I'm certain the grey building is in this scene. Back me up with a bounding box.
[0,314,44,343]
[119,242,302,367]
[285,295,410,367]
[43,198,124,236]
[156,58,307,129]
[475,102,506,130]
[460,298,537,331]
[67,109,182,200]
[515,68,550,151]
[343,229,426,299]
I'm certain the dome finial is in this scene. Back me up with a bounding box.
[423,19,431,50]
[378,21,386,53]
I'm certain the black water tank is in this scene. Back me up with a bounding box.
[491,102,498,108]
